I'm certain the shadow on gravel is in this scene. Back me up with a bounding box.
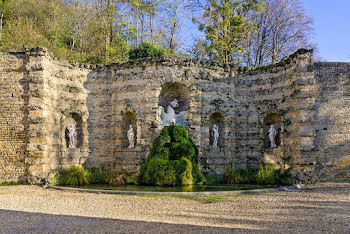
[0,209,248,233]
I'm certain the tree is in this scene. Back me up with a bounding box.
[243,0,314,67]
[0,0,11,41]
[192,0,264,65]
[160,0,187,54]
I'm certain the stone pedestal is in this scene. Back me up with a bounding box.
[115,147,147,174]
[201,147,232,178]
[263,147,287,169]
[58,147,89,169]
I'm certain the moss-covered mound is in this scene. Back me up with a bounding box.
[138,125,204,186]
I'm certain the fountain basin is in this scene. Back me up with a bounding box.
[47,184,301,196]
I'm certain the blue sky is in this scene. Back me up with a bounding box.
[302,0,350,62]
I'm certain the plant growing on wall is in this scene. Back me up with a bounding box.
[137,125,204,186]
[128,42,165,60]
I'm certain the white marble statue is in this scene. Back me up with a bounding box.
[68,125,77,148]
[212,124,219,148]
[127,124,135,148]
[159,98,187,127]
[268,124,277,148]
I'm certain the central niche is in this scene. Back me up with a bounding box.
[158,82,190,127]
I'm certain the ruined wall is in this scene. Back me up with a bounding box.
[314,62,350,180]
[234,50,318,181]
[0,53,27,182]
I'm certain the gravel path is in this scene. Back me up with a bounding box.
[0,183,349,233]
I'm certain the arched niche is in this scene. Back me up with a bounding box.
[122,111,138,147]
[158,82,190,113]
[264,113,282,148]
[209,112,225,148]
[64,113,83,148]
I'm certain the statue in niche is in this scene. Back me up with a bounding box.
[127,124,135,148]
[159,98,187,127]
[268,124,277,148]
[68,125,77,148]
[212,124,219,148]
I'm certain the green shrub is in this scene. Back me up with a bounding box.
[0,181,18,186]
[108,171,129,186]
[128,42,165,60]
[127,175,139,185]
[58,166,89,186]
[87,168,112,184]
[224,165,294,186]
[138,125,204,186]
[256,165,278,185]
[224,168,257,184]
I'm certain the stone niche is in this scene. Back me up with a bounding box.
[209,112,225,148]
[158,82,190,113]
[64,113,83,149]
[115,111,143,174]
[122,111,138,148]
[201,112,230,178]
[263,113,284,168]
[60,112,85,168]
[263,113,282,148]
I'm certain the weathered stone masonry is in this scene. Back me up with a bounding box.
[0,47,349,183]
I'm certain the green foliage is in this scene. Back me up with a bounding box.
[255,165,278,185]
[87,168,113,184]
[0,181,18,186]
[58,166,89,186]
[224,168,257,184]
[58,167,133,186]
[195,0,264,64]
[128,42,165,60]
[180,157,193,185]
[138,125,204,186]
[108,171,129,186]
[224,165,294,185]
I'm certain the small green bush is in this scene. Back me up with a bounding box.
[87,168,112,184]
[128,42,165,60]
[0,181,18,186]
[138,125,204,186]
[58,166,89,186]
[224,168,256,184]
[108,171,129,186]
[224,165,294,186]
[58,167,136,186]
[256,165,278,185]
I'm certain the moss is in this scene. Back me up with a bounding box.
[138,125,204,186]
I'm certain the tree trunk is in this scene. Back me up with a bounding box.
[0,11,3,41]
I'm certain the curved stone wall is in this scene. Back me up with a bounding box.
[1,47,349,183]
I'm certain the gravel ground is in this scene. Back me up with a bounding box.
[0,183,349,233]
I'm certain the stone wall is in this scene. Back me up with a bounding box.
[234,50,318,181]
[88,58,232,175]
[1,47,350,183]
[0,48,91,183]
[0,53,27,183]
[314,62,350,180]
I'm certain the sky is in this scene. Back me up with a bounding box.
[302,0,350,62]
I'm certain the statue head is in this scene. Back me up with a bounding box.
[170,98,179,108]
[129,124,133,129]
[270,124,274,128]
